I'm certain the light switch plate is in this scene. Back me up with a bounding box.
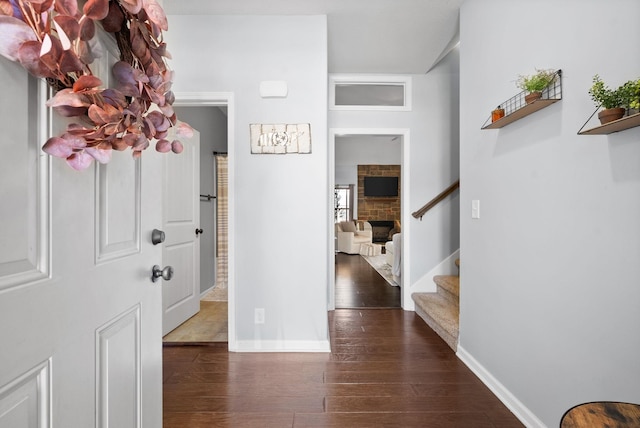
[472,200,480,219]
[255,308,265,324]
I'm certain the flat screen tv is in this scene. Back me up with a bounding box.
[363,176,398,197]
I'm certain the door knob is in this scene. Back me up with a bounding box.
[151,265,174,282]
[151,229,165,245]
[195,228,203,236]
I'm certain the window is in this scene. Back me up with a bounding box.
[329,75,412,111]
[334,185,354,222]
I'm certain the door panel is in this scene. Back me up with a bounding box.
[162,129,201,335]
[96,306,141,428]
[164,243,196,310]
[96,159,141,263]
[0,59,49,290]
[0,39,162,428]
[0,360,51,428]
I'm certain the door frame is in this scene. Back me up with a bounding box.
[328,128,411,310]
[173,92,235,350]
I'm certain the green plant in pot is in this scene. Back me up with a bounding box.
[618,78,640,113]
[589,75,627,125]
[631,80,640,111]
[516,69,557,104]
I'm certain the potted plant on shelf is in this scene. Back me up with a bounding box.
[516,69,557,104]
[618,78,640,115]
[588,75,632,125]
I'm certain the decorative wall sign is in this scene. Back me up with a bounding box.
[250,123,311,154]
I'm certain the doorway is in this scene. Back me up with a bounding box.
[330,130,410,310]
[163,97,234,345]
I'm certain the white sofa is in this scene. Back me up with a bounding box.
[335,221,372,254]
[385,240,395,265]
[385,233,401,284]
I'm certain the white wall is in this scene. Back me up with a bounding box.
[409,50,460,298]
[334,165,357,188]
[173,106,227,294]
[335,136,402,167]
[330,49,460,308]
[459,1,640,426]
[166,15,329,351]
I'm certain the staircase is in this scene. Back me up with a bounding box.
[411,259,459,351]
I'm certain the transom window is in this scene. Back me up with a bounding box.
[330,75,412,111]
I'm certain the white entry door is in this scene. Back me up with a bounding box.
[162,128,201,335]
[0,56,164,426]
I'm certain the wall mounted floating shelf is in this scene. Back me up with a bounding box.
[578,111,640,135]
[482,99,561,129]
[481,69,562,130]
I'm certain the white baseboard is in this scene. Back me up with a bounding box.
[199,285,216,299]
[411,248,460,294]
[457,345,546,428]
[232,340,331,353]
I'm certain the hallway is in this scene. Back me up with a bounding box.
[163,308,522,427]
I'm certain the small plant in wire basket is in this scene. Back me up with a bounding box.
[516,69,557,104]
[516,69,557,93]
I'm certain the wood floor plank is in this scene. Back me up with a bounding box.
[163,381,417,399]
[329,352,453,363]
[293,412,497,427]
[163,412,294,428]
[165,368,325,385]
[164,394,324,413]
[325,395,508,413]
[322,360,457,373]
[193,351,331,364]
[162,345,202,362]
[411,382,506,397]
[324,369,480,385]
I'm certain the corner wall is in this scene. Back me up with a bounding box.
[166,15,329,351]
[459,1,640,425]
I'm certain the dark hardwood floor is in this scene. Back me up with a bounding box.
[163,309,523,427]
[162,254,522,427]
[335,252,400,308]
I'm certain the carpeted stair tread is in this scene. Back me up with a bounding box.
[412,292,459,351]
[433,275,459,305]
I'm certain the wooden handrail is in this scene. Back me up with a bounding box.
[412,180,460,220]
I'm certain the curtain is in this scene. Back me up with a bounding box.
[214,153,228,296]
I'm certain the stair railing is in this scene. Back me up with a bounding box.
[412,180,460,220]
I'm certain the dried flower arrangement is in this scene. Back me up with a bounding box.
[0,0,192,170]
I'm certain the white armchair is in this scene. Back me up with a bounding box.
[335,221,372,254]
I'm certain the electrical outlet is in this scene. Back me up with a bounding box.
[254,308,265,324]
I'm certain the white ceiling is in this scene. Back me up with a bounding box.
[163,0,463,74]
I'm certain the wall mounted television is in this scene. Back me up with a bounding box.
[363,176,398,197]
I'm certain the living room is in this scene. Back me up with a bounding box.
[334,134,403,307]
[335,135,401,239]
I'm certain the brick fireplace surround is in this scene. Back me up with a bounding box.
[357,165,400,242]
